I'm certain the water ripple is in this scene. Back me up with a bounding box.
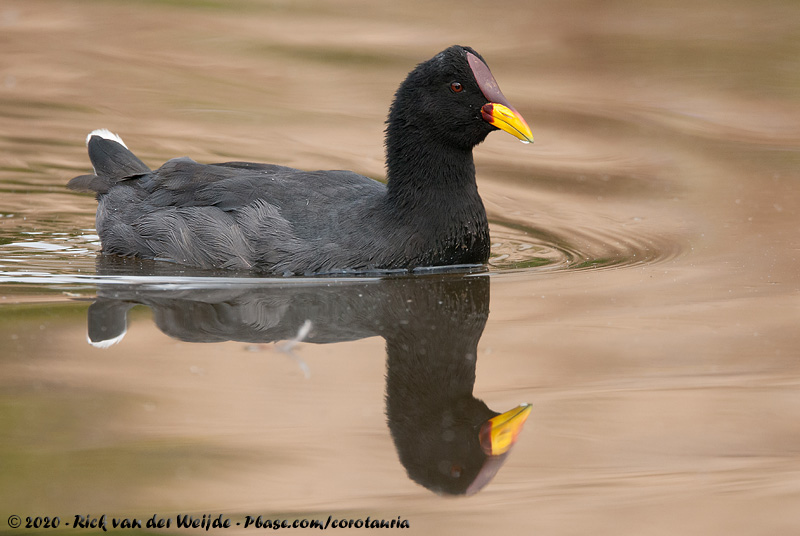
[488,218,684,273]
[0,219,685,286]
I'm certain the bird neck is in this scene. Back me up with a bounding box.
[384,127,481,208]
[382,276,490,416]
[380,113,491,267]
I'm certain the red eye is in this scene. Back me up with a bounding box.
[450,82,463,93]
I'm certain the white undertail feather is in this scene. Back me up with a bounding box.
[88,328,127,349]
[86,128,128,148]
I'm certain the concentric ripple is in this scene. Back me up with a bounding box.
[488,218,684,273]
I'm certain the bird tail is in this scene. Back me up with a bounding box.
[86,298,134,348]
[67,129,151,194]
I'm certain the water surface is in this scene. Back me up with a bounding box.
[2,0,800,534]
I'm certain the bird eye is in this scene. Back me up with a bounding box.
[450,82,463,93]
[450,464,463,478]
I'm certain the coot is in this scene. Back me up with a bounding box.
[68,45,533,275]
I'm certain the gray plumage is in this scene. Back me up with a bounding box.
[67,45,530,275]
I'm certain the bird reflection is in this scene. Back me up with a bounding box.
[84,257,530,495]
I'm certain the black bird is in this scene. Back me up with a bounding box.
[68,45,533,275]
[81,267,531,495]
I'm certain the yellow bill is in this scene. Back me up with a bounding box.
[479,403,532,456]
[482,103,534,144]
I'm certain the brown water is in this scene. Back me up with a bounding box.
[2,0,800,534]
